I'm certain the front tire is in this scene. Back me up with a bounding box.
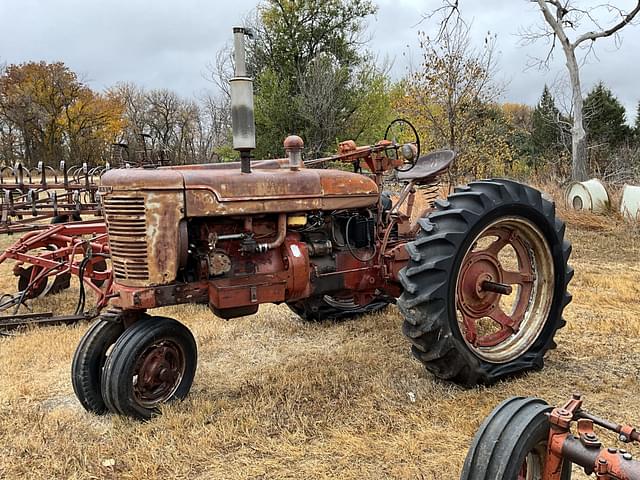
[461,397,572,479]
[101,316,197,420]
[71,315,125,414]
[398,179,572,385]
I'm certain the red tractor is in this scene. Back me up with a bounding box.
[70,28,572,420]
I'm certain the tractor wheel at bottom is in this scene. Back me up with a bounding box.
[71,314,125,414]
[287,294,391,322]
[398,179,572,386]
[101,316,197,420]
[460,396,572,480]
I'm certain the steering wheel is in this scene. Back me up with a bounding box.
[384,118,420,172]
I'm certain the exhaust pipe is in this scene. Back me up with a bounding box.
[230,26,256,174]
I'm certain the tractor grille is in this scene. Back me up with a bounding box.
[103,195,149,281]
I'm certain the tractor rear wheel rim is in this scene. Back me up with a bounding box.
[132,340,185,408]
[456,216,554,363]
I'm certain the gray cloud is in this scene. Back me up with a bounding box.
[1,0,638,121]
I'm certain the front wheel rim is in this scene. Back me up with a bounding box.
[518,442,547,480]
[455,216,555,363]
[132,340,186,408]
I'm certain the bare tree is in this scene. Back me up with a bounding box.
[432,0,640,181]
[525,1,640,181]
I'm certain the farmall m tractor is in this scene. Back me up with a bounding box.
[71,28,572,419]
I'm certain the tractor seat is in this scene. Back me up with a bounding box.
[396,149,455,183]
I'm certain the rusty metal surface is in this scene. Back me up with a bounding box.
[102,191,184,287]
[1,161,105,234]
[542,395,640,480]
[0,221,113,329]
[183,168,379,216]
[101,136,438,319]
[100,168,184,191]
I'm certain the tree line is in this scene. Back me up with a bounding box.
[1,0,639,183]
[0,62,232,167]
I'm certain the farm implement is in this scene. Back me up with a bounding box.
[462,395,640,479]
[0,160,105,234]
[0,220,112,330]
[0,160,113,329]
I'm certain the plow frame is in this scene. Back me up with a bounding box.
[0,221,113,329]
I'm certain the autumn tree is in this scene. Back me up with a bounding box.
[0,61,123,166]
[110,83,231,165]
[396,19,505,177]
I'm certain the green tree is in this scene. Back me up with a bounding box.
[528,85,574,176]
[249,0,381,158]
[584,82,631,148]
[531,85,560,155]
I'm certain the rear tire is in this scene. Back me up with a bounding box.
[461,396,572,479]
[101,316,197,420]
[398,179,572,385]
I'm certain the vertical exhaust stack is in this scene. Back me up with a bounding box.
[230,26,256,174]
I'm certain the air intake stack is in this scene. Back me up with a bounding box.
[230,26,256,174]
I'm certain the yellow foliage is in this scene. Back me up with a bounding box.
[0,61,124,165]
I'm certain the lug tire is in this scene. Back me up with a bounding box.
[461,396,572,479]
[398,179,572,386]
[71,316,125,414]
[101,316,197,420]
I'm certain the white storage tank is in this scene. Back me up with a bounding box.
[565,178,609,213]
[620,184,640,221]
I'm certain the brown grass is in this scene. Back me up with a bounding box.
[1,195,639,479]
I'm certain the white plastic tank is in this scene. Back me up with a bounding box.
[620,184,640,221]
[565,178,609,213]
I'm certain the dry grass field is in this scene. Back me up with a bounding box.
[0,194,639,479]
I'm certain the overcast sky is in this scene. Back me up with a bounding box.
[1,0,639,122]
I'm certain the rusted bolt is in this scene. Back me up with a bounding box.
[608,448,618,454]
[598,458,607,465]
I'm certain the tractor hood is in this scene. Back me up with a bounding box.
[100,164,379,216]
